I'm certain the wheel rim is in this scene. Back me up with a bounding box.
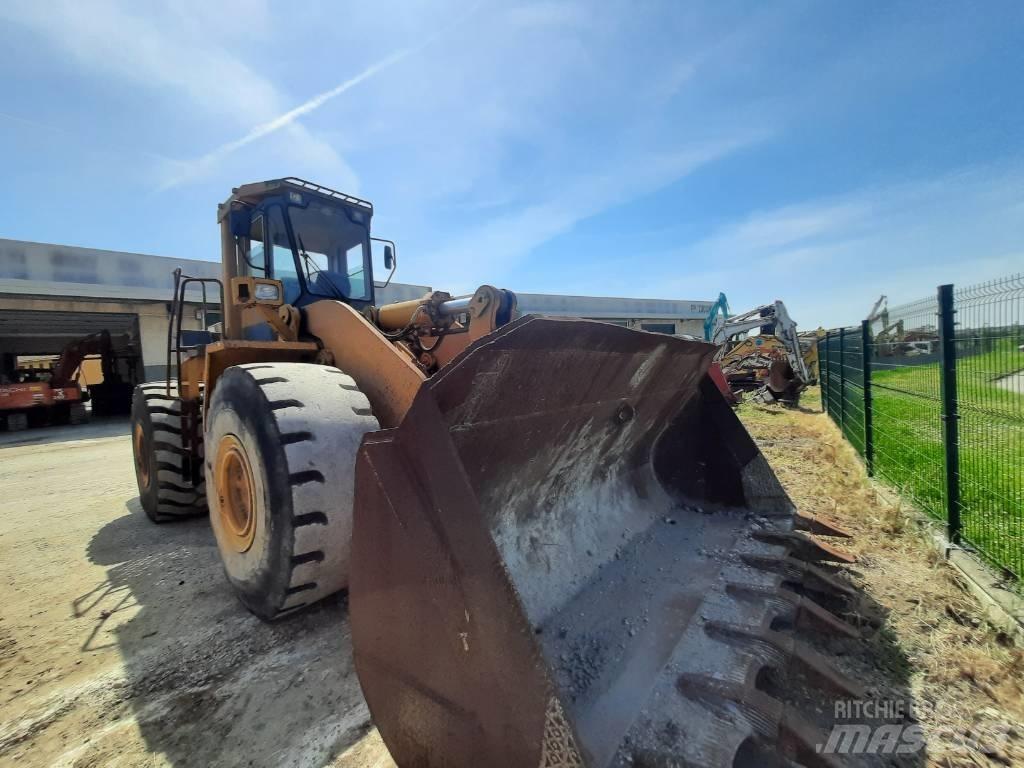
[133,422,151,489]
[215,435,257,553]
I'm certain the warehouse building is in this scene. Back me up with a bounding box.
[0,238,713,387]
[515,292,711,337]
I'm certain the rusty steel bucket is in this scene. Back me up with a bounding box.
[766,359,804,402]
[350,316,859,767]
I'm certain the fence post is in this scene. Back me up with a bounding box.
[938,284,961,545]
[861,319,874,476]
[819,331,827,411]
[838,327,847,436]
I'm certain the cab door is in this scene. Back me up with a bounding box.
[235,205,304,340]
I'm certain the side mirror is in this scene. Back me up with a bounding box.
[384,244,395,270]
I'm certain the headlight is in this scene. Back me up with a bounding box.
[255,283,281,301]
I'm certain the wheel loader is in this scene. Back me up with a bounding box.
[131,177,860,767]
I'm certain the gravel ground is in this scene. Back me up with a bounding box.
[0,419,394,768]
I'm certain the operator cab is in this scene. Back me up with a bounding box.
[219,179,378,320]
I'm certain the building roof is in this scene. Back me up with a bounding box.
[0,238,427,304]
[515,292,714,320]
[0,238,714,320]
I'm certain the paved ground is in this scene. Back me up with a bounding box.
[0,419,394,768]
[996,369,1024,393]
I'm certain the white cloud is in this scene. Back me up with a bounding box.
[8,0,1012,328]
[694,201,875,258]
[646,163,1024,327]
[160,46,420,190]
[0,0,356,189]
[1,2,276,119]
[323,1,785,290]
[417,137,761,292]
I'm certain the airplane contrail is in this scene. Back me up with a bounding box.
[160,45,419,190]
[161,4,481,190]
[207,47,414,159]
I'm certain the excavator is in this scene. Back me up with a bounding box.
[0,329,133,430]
[131,178,859,767]
[707,301,813,403]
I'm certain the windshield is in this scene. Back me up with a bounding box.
[287,199,371,302]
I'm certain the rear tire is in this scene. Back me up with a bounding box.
[69,402,87,425]
[4,413,28,432]
[205,363,378,620]
[131,382,207,523]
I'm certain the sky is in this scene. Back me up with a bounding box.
[0,0,1022,328]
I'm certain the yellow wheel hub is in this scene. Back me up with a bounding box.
[133,422,151,489]
[215,435,257,553]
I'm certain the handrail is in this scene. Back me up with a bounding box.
[165,268,225,397]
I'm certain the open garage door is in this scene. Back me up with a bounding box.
[0,309,139,357]
[0,309,142,412]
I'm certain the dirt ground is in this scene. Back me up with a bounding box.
[0,419,395,768]
[0,393,1021,767]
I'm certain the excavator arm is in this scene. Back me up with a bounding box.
[49,330,117,387]
[712,301,811,386]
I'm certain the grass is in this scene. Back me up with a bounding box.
[827,337,1024,577]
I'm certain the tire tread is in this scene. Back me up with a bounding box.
[132,381,206,523]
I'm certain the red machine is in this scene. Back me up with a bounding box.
[0,330,133,430]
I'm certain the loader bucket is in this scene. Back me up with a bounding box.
[351,316,858,767]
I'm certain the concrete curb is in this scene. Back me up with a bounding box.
[870,481,1024,644]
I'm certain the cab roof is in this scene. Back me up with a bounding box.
[217,177,373,221]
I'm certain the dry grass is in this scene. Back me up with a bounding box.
[739,393,1024,767]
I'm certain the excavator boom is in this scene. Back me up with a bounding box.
[49,330,114,387]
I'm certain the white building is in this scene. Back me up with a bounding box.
[0,238,713,383]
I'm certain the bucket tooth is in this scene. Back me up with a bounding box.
[777,711,847,768]
[676,675,844,768]
[794,512,853,539]
[782,588,860,639]
[704,621,865,698]
[753,530,857,564]
[726,583,860,639]
[741,553,856,599]
[676,675,782,739]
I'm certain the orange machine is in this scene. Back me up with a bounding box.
[130,177,859,767]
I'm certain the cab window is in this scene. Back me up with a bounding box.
[288,200,371,302]
[241,215,267,276]
[266,206,301,304]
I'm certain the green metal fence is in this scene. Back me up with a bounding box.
[820,275,1023,579]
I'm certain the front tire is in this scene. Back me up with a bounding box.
[4,412,28,432]
[205,363,379,620]
[69,402,87,424]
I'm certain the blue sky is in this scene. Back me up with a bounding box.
[1,1,1021,327]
